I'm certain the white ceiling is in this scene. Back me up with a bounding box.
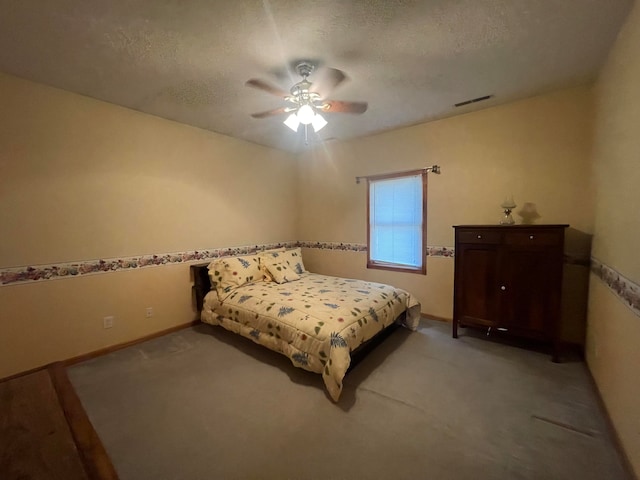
[0,0,633,152]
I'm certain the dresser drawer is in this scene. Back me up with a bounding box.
[457,230,501,244]
[504,231,562,247]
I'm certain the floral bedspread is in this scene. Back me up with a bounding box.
[201,273,421,401]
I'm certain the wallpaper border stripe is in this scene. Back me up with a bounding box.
[0,242,297,286]
[590,258,640,317]
[4,244,635,319]
[297,241,455,258]
[0,241,597,288]
[0,242,454,286]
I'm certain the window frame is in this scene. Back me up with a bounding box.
[366,169,427,275]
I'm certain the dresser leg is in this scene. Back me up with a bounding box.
[552,340,560,363]
[453,319,458,338]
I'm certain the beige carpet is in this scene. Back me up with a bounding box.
[69,319,632,480]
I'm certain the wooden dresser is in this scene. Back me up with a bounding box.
[452,224,568,361]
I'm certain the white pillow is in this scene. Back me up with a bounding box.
[258,248,287,282]
[281,247,306,275]
[208,254,261,298]
[264,260,300,284]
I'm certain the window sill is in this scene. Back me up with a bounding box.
[367,262,426,275]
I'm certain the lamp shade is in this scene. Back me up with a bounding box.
[283,113,300,131]
[500,196,517,209]
[311,113,327,132]
[296,104,315,124]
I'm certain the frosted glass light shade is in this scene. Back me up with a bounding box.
[296,104,315,124]
[500,196,517,209]
[311,113,327,132]
[283,113,300,131]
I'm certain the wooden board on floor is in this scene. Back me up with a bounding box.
[0,369,89,480]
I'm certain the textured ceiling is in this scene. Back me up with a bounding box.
[0,0,633,152]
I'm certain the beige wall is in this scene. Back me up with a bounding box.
[297,86,594,327]
[588,2,640,475]
[0,73,296,378]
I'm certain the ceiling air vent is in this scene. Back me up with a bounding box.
[454,95,494,108]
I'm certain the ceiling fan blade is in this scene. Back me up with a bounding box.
[310,68,347,98]
[245,78,289,98]
[250,107,289,119]
[321,100,368,114]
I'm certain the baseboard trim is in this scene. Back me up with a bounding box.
[421,312,451,323]
[0,364,49,384]
[585,365,638,480]
[64,320,200,367]
[1,320,200,383]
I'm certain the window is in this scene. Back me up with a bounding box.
[367,170,427,274]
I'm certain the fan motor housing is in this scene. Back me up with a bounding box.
[295,61,315,78]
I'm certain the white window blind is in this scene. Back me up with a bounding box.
[369,174,423,268]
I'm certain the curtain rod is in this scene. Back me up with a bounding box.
[355,165,441,184]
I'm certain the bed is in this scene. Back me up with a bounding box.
[191,248,421,401]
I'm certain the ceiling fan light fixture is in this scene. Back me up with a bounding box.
[312,113,327,132]
[247,62,367,137]
[284,113,300,131]
[296,104,315,125]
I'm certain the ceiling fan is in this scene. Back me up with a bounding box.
[246,61,368,134]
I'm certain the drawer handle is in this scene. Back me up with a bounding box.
[500,285,506,291]
[529,235,534,240]
[477,235,482,239]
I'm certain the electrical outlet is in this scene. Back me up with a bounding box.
[103,316,114,329]
[145,307,153,318]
